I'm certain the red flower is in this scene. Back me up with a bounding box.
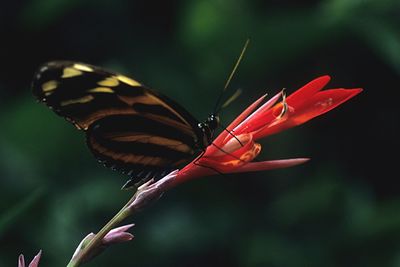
[175,75,362,184]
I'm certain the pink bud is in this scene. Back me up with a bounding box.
[18,250,42,267]
[102,224,135,245]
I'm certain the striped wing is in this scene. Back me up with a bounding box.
[32,61,202,183]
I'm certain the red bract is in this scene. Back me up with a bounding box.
[176,75,362,184]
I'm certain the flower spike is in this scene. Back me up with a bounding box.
[174,76,362,185]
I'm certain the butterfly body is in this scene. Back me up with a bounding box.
[32,61,219,185]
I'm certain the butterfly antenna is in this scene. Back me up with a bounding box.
[221,88,242,109]
[213,38,250,114]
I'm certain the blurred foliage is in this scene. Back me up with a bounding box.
[0,0,399,266]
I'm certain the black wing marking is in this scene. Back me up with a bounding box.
[32,61,203,183]
[32,61,199,131]
[87,114,196,180]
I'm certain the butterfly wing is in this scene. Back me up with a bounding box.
[32,61,202,182]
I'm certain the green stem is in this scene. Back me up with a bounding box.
[65,172,177,267]
[66,193,136,267]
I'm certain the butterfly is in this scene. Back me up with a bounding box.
[32,61,220,187]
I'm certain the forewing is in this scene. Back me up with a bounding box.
[32,61,202,182]
[32,61,199,131]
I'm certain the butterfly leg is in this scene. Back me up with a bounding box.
[121,178,138,190]
[219,122,244,147]
[192,150,226,176]
[121,170,148,190]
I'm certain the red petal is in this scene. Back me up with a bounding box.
[204,142,261,171]
[254,87,362,139]
[230,158,310,173]
[235,76,331,138]
[176,162,215,184]
[290,88,363,123]
[286,75,331,106]
[226,93,268,131]
[211,93,268,151]
[232,91,282,136]
[176,136,261,183]
[201,135,260,171]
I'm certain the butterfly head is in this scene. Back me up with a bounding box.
[198,114,220,147]
[206,114,220,130]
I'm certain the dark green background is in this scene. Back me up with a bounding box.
[1,0,399,266]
